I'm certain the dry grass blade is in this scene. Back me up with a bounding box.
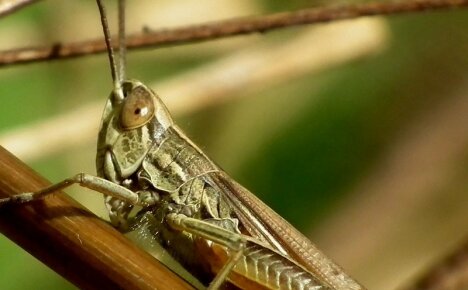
[0,0,41,18]
[0,146,192,290]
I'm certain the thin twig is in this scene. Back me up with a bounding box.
[401,237,468,290]
[1,0,467,66]
[0,18,387,162]
[0,146,192,290]
[0,0,41,18]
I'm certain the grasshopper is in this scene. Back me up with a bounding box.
[0,1,365,289]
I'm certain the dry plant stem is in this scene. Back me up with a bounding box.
[1,0,468,66]
[0,146,192,290]
[0,0,40,18]
[402,237,468,290]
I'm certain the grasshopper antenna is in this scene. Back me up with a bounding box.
[118,0,127,82]
[96,0,125,100]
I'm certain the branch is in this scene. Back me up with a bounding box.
[0,0,41,18]
[1,0,467,66]
[401,237,468,290]
[0,146,192,290]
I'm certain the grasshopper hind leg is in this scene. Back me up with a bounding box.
[166,213,247,290]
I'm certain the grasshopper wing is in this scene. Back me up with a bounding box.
[207,171,365,290]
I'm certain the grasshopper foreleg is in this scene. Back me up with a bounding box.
[0,173,140,207]
[166,213,246,290]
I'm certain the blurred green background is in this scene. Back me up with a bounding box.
[1,1,467,289]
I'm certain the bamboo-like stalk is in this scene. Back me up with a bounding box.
[0,146,192,290]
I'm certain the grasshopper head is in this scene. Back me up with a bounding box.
[96,80,173,183]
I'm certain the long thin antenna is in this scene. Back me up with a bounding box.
[118,0,127,82]
[96,0,122,96]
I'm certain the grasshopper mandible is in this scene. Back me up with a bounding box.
[0,1,365,289]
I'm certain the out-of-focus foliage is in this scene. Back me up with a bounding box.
[0,1,467,290]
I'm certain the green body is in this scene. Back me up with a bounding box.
[93,80,362,289]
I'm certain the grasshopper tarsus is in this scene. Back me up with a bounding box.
[0,192,34,206]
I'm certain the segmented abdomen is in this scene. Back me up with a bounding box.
[232,241,330,290]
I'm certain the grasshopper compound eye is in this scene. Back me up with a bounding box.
[120,86,155,130]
